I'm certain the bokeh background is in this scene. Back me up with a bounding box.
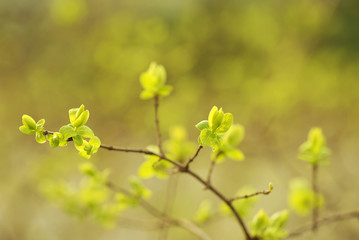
[1,0,359,239]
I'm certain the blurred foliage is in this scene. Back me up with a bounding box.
[1,0,359,239]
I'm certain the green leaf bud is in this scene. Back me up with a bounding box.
[73,110,89,127]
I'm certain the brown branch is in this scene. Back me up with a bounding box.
[205,160,216,187]
[287,210,359,238]
[104,145,251,240]
[184,146,203,167]
[154,95,165,156]
[312,164,319,232]
[43,129,251,239]
[229,183,273,202]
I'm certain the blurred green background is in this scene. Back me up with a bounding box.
[1,0,359,239]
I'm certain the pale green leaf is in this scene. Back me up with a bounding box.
[69,108,78,125]
[59,124,77,139]
[140,90,155,99]
[77,125,94,138]
[158,85,172,97]
[22,114,37,130]
[208,106,218,130]
[226,148,245,161]
[35,131,46,144]
[216,113,233,134]
[73,110,89,127]
[73,135,83,146]
[195,120,209,131]
[225,124,245,146]
[19,125,35,135]
[199,129,215,146]
[89,136,101,149]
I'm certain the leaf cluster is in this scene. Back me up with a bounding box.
[19,104,101,159]
[196,106,233,151]
[288,178,324,216]
[139,62,173,99]
[250,210,289,240]
[298,127,330,166]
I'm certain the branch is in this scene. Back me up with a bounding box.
[184,145,203,167]
[287,210,359,238]
[229,183,273,202]
[43,129,251,240]
[104,144,251,240]
[106,181,211,240]
[100,144,183,169]
[205,160,216,187]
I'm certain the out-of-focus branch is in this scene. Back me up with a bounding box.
[106,181,211,240]
[287,210,359,238]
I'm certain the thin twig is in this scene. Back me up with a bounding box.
[287,210,359,238]
[312,164,319,232]
[229,184,273,202]
[43,129,251,240]
[100,144,182,168]
[184,146,203,167]
[154,95,165,156]
[106,146,251,239]
[205,160,216,187]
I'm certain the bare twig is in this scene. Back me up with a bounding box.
[205,160,216,187]
[229,184,273,202]
[287,210,359,238]
[184,146,203,167]
[42,131,251,239]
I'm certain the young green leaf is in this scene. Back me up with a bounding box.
[72,135,83,146]
[73,110,89,127]
[216,113,233,134]
[77,125,94,138]
[195,120,209,131]
[19,125,36,135]
[36,119,46,131]
[35,131,46,144]
[59,124,77,139]
[22,114,37,130]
